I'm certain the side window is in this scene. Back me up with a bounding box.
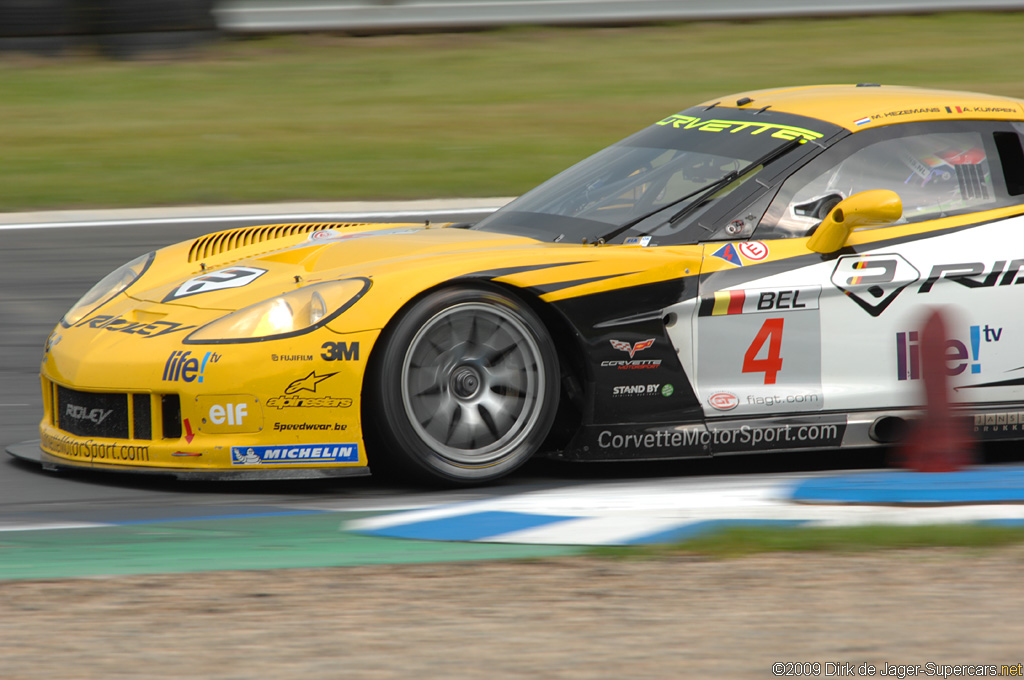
[758,130,997,239]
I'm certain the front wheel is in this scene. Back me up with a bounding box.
[368,286,559,485]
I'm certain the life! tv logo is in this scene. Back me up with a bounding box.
[163,350,221,383]
[896,324,1002,380]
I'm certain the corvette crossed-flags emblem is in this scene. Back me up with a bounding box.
[609,339,655,358]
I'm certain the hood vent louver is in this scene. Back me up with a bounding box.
[187,222,369,263]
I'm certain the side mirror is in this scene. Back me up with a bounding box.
[806,189,903,254]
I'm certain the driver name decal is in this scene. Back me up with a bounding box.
[699,286,821,316]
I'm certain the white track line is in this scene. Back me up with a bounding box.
[0,207,502,232]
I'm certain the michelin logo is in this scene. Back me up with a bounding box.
[231,444,359,465]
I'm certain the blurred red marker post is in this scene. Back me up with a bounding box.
[892,309,977,472]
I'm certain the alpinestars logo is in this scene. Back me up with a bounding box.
[830,254,920,317]
[610,339,655,358]
[285,371,337,395]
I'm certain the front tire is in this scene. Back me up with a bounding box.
[369,286,559,485]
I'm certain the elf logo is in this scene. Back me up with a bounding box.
[209,402,247,426]
[831,254,920,317]
[163,351,221,383]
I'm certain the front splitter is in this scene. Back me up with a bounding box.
[6,440,372,481]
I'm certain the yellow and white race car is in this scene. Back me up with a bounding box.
[31,84,1024,484]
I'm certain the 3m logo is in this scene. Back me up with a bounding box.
[830,254,920,317]
[321,342,359,361]
[610,339,655,358]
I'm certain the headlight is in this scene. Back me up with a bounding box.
[185,277,370,344]
[62,252,154,327]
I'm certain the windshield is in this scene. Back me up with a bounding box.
[474,107,837,244]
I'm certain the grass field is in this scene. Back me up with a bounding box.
[594,524,1024,559]
[2,12,1024,212]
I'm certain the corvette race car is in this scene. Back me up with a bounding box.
[26,84,1024,484]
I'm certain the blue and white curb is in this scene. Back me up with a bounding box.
[345,467,1024,546]
[791,466,1024,504]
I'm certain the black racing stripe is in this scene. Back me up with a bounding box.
[462,261,589,279]
[701,211,1024,291]
[530,272,640,295]
[957,376,1024,390]
[552,277,693,324]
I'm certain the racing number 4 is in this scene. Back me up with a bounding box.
[742,318,784,384]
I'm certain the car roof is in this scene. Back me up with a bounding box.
[696,84,1024,132]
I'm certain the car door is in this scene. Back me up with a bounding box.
[692,121,1024,424]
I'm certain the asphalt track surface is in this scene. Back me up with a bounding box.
[4,202,1021,578]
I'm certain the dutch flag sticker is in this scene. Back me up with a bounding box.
[854,116,872,126]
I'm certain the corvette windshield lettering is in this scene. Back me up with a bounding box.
[656,114,824,141]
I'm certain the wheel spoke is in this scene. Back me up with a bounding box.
[426,337,446,357]
[487,362,527,389]
[414,384,443,398]
[485,343,518,368]
[477,404,502,442]
[480,316,506,349]
[468,314,480,349]
[490,384,525,399]
[444,404,463,446]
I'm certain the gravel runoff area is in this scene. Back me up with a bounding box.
[2,548,1023,679]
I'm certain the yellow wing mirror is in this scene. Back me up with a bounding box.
[806,189,903,254]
